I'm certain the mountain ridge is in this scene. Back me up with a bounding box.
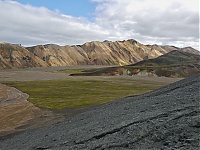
[0,39,198,69]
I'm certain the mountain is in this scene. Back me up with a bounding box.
[131,50,200,66]
[27,39,166,66]
[26,44,91,66]
[70,50,200,77]
[160,45,199,55]
[180,47,200,55]
[0,43,48,69]
[0,74,199,149]
[0,40,198,69]
[81,39,165,65]
[129,50,200,77]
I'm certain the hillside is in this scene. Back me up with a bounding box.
[128,50,200,77]
[0,39,198,69]
[131,50,200,66]
[0,74,199,150]
[0,43,48,69]
[161,45,199,55]
[26,39,166,66]
[70,50,200,77]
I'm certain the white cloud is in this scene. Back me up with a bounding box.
[93,0,199,49]
[0,0,109,46]
[0,0,199,50]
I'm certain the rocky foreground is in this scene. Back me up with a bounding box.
[0,74,199,150]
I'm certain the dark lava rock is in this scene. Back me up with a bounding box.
[0,74,199,150]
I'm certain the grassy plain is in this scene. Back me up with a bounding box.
[3,77,169,110]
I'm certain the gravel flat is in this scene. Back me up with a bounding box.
[0,74,199,150]
[0,66,113,81]
[0,66,180,82]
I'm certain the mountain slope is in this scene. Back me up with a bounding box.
[0,74,199,150]
[27,39,166,66]
[131,50,200,66]
[161,45,200,55]
[180,47,200,55]
[70,50,200,77]
[27,44,91,66]
[0,43,48,69]
[81,39,164,65]
[129,50,200,77]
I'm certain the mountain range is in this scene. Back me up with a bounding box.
[0,39,199,70]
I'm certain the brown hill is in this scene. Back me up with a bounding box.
[81,39,164,65]
[27,44,91,66]
[27,39,166,66]
[0,40,198,69]
[0,43,48,69]
[180,46,200,55]
[161,45,199,55]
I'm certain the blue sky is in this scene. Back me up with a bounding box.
[15,0,97,18]
[0,0,199,49]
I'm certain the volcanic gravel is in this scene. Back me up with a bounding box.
[0,74,199,150]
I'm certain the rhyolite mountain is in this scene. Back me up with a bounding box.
[25,39,168,66]
[0,42,48,69]
[0,40,199,69]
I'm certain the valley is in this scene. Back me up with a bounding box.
[0,66,182,138]
[0,68,199,150]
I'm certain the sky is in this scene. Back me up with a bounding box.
[0,0,199,50]
[15,0,96,18]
